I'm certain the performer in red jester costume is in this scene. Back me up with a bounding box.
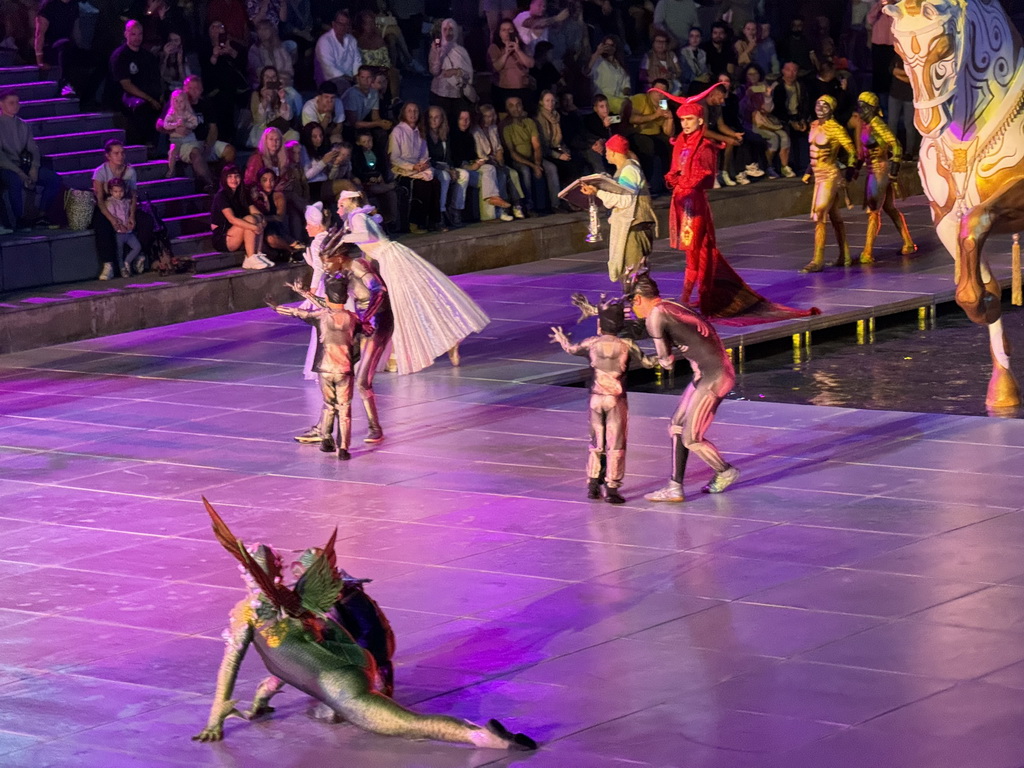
[648,84,819,325]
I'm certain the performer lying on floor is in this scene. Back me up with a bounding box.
[194,500,537,750]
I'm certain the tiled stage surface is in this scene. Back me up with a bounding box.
[1,199,1023,767]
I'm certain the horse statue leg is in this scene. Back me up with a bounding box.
[947,206,1022,409]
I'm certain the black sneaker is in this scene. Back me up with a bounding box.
[364,427,384,444]
[604,488,626,505]
[320,437,336,452]
[337,449,351,460]
[586,479,602,500]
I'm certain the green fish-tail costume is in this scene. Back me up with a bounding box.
[193,498,536,751]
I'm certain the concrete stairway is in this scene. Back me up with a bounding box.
[0,65,243,276]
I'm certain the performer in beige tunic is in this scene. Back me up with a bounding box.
[801,95,858,273]
[579,134,658,289]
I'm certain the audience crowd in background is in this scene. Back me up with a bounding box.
[5,0,1014,268]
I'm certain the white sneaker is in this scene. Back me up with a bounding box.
[98,262,114,280]
[61,84,76,98]
[499,211,514,222]
[644,481,685,503]
[735,171,750,185]
[713,176,721,189]
[512,205,525,219]
[781,165,796,178]
[242,255,268,270]
[745,163,765,178]
[720,171,737,187]
[254,252,274,267]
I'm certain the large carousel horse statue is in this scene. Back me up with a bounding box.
[885,0,1024,409]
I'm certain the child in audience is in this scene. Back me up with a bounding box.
[105,178,144,277]
[161,88,199,178]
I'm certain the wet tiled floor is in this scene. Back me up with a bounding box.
[1,203,1023,767]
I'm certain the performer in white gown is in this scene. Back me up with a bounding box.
[336,191,490,374]
[302,202,330,381]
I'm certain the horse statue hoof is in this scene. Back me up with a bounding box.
[987,364,1022,410]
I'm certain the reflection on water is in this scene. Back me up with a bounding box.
[629,303,1024,418]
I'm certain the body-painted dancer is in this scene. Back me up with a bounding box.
[650,84,819,324]
[194,500,537,750]
[273,276,363,460]
[551,297,656,504]
[579,135,658,290]
[801,95,858,273]
[337,190,489,372]
[855,91,916,264]
[630,275,739,503]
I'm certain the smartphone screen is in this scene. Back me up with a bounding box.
[659,99,668,111]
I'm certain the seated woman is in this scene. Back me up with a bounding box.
[534,90,578,211]
[209,164,269,269]
[739,65,793,178]
[249,167,301,260]
[472,103,525,218]
[247,20,303,118]
[451,108,513,222]
[92,139,139,280]
[299,121,336,203]
[248,66,298,149]
[388,102,442,233]
[425,105,470,229]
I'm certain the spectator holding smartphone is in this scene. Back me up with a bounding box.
[489,19,534,115]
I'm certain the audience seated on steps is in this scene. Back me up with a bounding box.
[110,20,164,147]
[0,91,62,231]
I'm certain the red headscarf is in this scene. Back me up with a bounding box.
[605,134,630,155]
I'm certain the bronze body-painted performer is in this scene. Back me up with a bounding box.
[551,297,656,504]
[855,91,917,263]
[886,0,1024,409]
[801,95,858,273]
[194,500,536,750]
[273,276,364,460]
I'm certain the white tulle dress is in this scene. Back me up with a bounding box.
[340,207,490,374]
[301,230,329,380]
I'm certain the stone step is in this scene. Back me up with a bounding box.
[18,97,81,119]
[26,113,114,138]
[45,144,147,172]
[137,176,198,200]
[171,231,213,256]
[152,194,210,218]
[0,66,54,86]
[36,128,125,155]
[59,160,176,190]
[3,80,62,101]
[192,249,243,272]
[164,212,211,238]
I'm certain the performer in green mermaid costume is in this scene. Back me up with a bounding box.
[193,499,537,750]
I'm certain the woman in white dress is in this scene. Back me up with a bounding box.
[336,190,489,373]
[301,202,331,380]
